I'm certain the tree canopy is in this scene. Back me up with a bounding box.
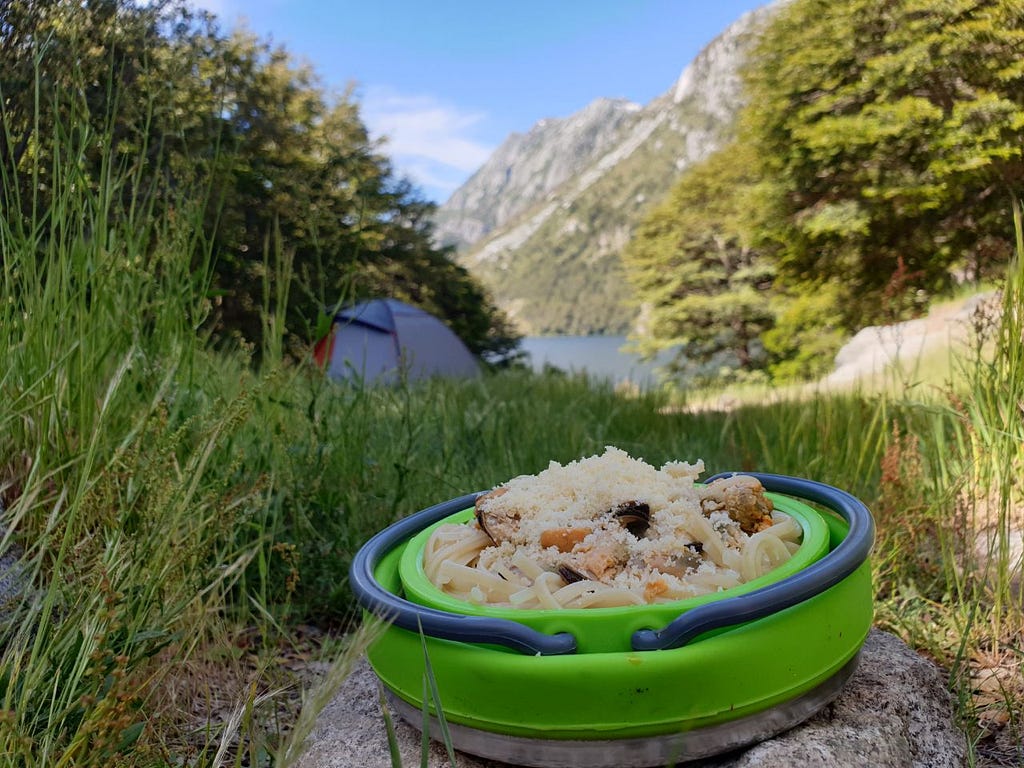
[744,0,1024,323]
[624,0,1024,383]
[0,0,519,362]
[623,144,774,382]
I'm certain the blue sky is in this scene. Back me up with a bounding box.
[193,0,766,203]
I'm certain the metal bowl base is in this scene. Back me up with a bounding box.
[385,652,859,768]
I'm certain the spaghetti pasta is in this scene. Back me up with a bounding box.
[422,447,803,609]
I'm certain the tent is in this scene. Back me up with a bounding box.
[313,299,480,384]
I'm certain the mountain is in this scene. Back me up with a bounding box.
[432,98,642,252]
[434,4,777,336]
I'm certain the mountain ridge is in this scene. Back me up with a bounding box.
[432,97,642,252]
[434,4,778,335]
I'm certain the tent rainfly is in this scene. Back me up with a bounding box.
[313,299,480,384]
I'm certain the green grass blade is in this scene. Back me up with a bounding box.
[377,681,404,768]
[421,675,431,768]
[417,617,457,767]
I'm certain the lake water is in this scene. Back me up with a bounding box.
[519,336,672,387]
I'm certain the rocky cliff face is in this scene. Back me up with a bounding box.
[432,98,641,251]
[435,4,778,335]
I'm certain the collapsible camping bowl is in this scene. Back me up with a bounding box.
[350,473,875,768]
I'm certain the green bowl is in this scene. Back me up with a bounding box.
[398,492,831,653]
[367,509,872,741]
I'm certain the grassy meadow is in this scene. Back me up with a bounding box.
[2,76,1023,768]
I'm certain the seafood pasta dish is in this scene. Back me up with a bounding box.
[422,447,803,608]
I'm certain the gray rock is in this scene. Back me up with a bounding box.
[295,629,966,768]
[827,291,1000,386]
[0,544,26,614]
[432,98,642,252]
[0,500,29,631]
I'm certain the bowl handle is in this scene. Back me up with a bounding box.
[630,473,874,651]
[349,493,579,656]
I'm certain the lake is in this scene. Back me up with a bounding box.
[519,336,673,387]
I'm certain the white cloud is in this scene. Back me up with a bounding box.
[361,88,495,198]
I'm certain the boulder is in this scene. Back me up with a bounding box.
[296,629,966,768]
[0,500,28,631]
[0,542,26,623]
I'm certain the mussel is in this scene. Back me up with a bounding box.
[644,542,704,577]
[557,564,594,584]
[474,486,512,543]
[612,500,651,537]
[699,476,774,534]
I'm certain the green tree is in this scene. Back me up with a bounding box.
[743,0,1024,326]
[1,0,519,363]
[165,26,517,360]
[0,0,181,214]
[623,144,774,382]
[761,283,848,382]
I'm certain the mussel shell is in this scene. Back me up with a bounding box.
[557,565,593,584]
[474,487,509,544]
[474,505,495,543]
[612,500,651,537]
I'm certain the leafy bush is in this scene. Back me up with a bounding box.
[763,285,849,383]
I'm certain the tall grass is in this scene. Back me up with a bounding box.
[934,214,1024,760]
[0,65,269,764]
